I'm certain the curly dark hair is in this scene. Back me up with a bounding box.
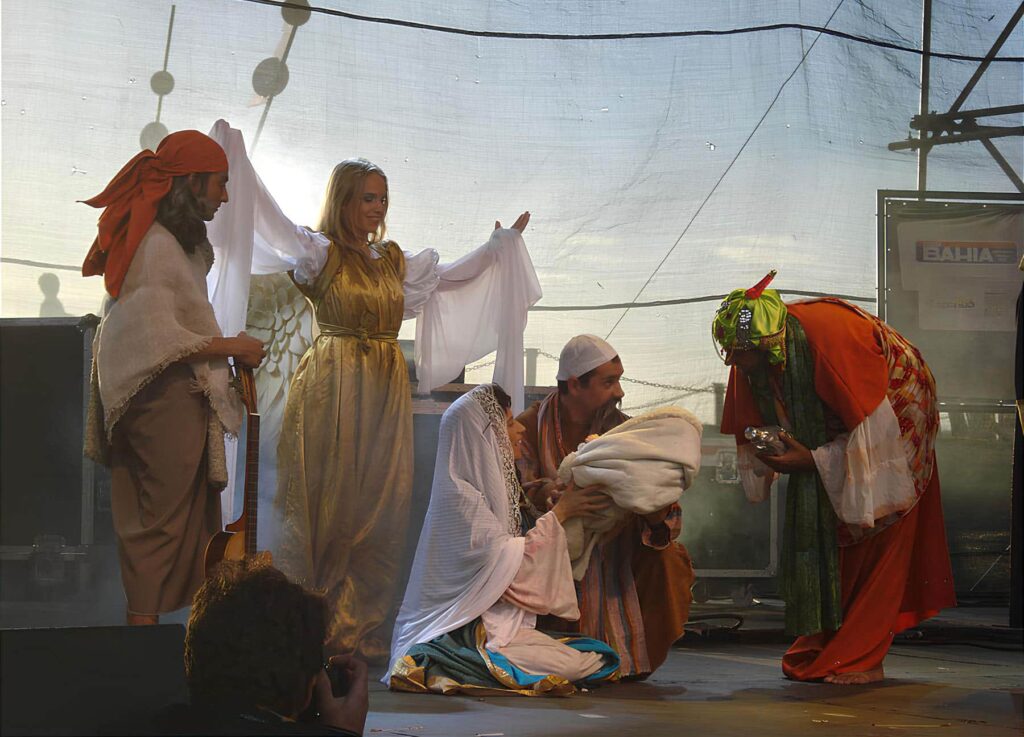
[184,561,326,716]
[156,174,210,254]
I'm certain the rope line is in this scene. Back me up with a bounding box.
[235,0,1024,63]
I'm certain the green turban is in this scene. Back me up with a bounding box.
[712,270,788,365]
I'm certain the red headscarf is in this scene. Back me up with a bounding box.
[81,130,228,297]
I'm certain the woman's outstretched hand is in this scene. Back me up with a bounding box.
[494,211,530,233]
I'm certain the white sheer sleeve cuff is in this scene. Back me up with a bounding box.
[811,397,917,527]
[435,231,502,281]
[737,443,776,503]
[280,227,331,285]
[810,432,850,502]
[402,248,441,318]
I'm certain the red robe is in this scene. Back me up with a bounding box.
[721,299,956,679]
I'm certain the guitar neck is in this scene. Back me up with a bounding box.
[244,413,260,559]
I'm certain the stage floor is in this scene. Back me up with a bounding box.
[1,596,1020,736]
[367,636,1023,737]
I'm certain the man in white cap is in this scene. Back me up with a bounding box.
[516,335,695,678]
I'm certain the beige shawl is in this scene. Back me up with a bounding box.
[85,222,243,489]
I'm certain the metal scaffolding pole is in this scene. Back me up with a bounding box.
[948,2,1024,115]
[892,1,1024,192]
[917,0,932,193]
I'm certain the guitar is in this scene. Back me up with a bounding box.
[204,364,270,575]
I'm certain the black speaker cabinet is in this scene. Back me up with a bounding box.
[0,316,100,546]
[0,316,116,601]
[0,624,187,735]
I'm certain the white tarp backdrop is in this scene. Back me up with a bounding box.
[3,0,1022,424]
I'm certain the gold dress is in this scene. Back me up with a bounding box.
[275,241,412,660]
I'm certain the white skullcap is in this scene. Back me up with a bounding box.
[556,334,618,381]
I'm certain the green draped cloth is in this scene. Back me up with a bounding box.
[748,316,842,636]
[405,622,500,690]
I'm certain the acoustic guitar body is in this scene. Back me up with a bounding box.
[204,529,246,577]
[203,366,270,577]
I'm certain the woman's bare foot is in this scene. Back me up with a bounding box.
[824,666,884,685]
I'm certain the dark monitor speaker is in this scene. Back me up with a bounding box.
[0,624,187,735]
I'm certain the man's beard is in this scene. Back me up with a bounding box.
[156,178,209,253]
[195,196,218,221]
[591,396,626,431]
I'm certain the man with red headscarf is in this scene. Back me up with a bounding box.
[83,130,266,625]
[714,271,955,684]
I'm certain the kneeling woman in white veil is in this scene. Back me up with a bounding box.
[386,384,621,696]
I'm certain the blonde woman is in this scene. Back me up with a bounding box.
[276,161,531,661]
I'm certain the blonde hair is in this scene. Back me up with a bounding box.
[317,158,389,248]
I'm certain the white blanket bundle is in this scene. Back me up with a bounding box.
[556,406,703,579]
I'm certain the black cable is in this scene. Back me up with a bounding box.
[0,256,876,311]
[236,0,1024,63]
[687,613,746,629]
[532,288,875,312]
[682,613,746,638]
[894,638,1022,653]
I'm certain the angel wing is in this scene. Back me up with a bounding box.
[245,272,315,552]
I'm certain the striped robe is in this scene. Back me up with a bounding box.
[516,392,695,676]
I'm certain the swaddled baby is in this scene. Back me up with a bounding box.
[556,406,703,579]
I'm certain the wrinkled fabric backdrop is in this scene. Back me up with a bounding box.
[3,0,1021,426]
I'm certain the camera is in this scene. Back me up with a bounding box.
[324,661,349,697]
[299,660,350,722]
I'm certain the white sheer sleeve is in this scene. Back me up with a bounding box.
[412,228,542,414]
[277,229,329,285]
[401,248,441,318]
[811,397,917,527]
[205,121,330,523]
[401,232,504,319]
[737,443,777,503]
[206,120,329,337]
[502,511,579,618]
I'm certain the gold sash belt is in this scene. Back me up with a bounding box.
[318,323,399,352]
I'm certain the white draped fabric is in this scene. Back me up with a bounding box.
[737,443,776,504]
[415,231,541,404]
[809,397,918,527]
[386,387,527,681]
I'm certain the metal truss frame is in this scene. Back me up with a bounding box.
[888,2,1024,194]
